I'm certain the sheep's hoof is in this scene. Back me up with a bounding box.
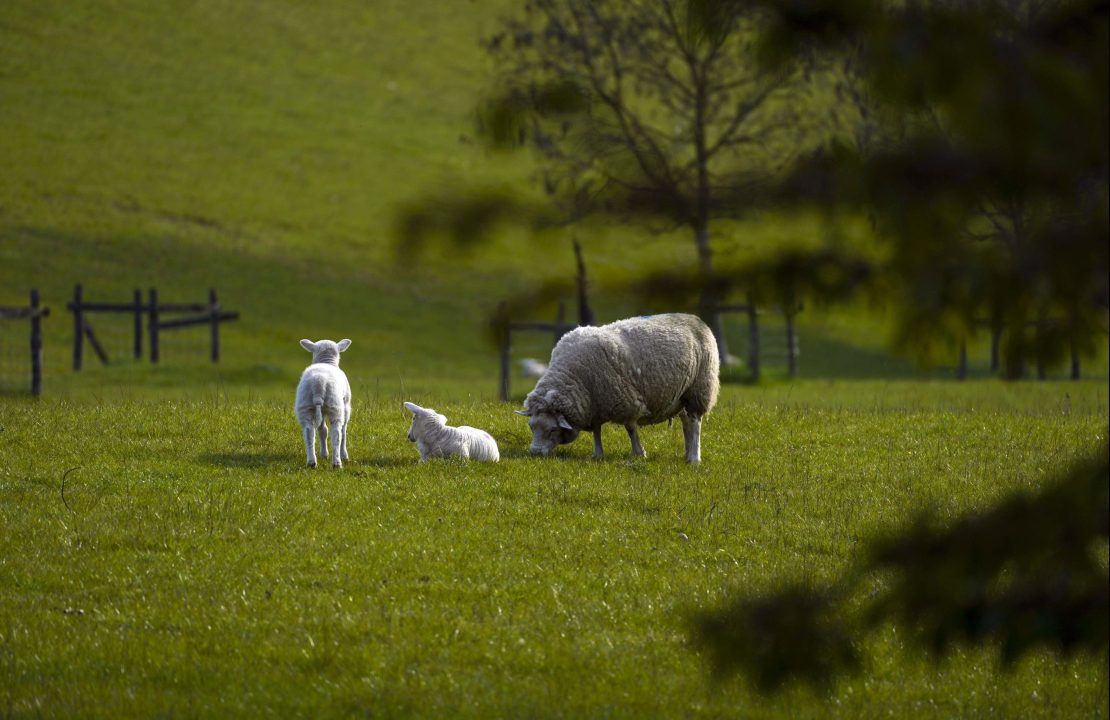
[332,461,342,469]
[307,461,316,468]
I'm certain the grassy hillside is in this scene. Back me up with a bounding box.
[2,0,1102,402]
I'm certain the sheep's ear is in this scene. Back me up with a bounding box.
[300,339,316,352]
[403,402,421,414]
[557,415,574,430]
[515,409,531,416]
[337,339,352,352]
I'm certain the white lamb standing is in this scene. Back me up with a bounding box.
[404,402,500,462]
[517,313,719,463]
[295,338,352,468]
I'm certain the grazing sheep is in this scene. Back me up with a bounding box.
[519,357,548,379]
[517,313,718,463]
[295,338,352,468]
[404,402,500,462]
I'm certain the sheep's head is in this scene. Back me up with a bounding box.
[300,338,351,365]
[516,391,578,456]
[404,402,447,442]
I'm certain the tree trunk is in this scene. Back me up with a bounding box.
[692,69,730,367]
[695,221,730,365]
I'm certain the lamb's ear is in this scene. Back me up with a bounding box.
[300,339,316,352]
[403,401,421,414]
[557,415,574,430]
[515,409,531,416]
[337,339,352,352]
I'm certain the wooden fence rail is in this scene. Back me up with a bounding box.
[68,284,239,370]
[0,289,50,396]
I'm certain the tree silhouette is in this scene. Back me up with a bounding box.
[479,0,824,362]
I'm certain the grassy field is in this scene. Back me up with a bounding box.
[1,0,1108,717]
[1,383,1107,718]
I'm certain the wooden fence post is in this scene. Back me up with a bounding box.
[553,302,566,346]
[149,288,160,363]
[1070,342,1080,380]
[989,328,1000,374]
[746,294,760,382]
[957,339,968,380]
[209,288,220,363]
[785,306,798,378]
[30,289,43,396]
[72,283,83,371]
[133,289,143,360]
[497,302,510,402]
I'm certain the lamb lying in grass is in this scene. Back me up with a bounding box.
[295,338,352,468]
[404,402,499,462]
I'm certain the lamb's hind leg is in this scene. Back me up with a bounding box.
[331,421,344,468]
[681,413,702,464]
[625,423,646,458]
[341,403,350,461]
[318,421,329,459]
[303,425,317,468]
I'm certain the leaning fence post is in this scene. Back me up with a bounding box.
[989,327,1000,374]
[209,288,220,363]
[1070,342,1080,380]
[553,302,566,346]
[72,283,83,371]
[133,289,143,360]
[746,294,760,382]
[148,287,160,363]
[30,289,43,396]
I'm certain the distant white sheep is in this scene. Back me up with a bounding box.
[295,338,352,468]
[404,401,500,462]
[519,358,548,379]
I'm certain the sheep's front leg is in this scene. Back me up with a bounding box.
[331,422,344,468]
[681,413,702,464]
[625,424,646,459]
[318,422,329,459]
[303,425,317,468]
[592,428,604,459]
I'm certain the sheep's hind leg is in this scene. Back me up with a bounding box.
[341,404,350,461]
[681,413,701,464]
[318,422,329,459]
[592,428,604,459]
[625,424,646,459]
[331,422,344,468]
[303,425,317,468]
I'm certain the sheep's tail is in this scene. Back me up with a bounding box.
[312,397,323,427]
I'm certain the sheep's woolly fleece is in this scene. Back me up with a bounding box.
[523,313,719,429]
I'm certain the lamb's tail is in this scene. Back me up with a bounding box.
[312,397,323,427]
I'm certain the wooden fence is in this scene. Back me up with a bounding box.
[68,284,239,370]
[956,321,1082,380]
[495,299,801,400]
[0,289,49,396]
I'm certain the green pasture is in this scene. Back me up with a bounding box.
[1,385,1107,719]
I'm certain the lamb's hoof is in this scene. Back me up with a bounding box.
[332,461,343,469]
[307,461,316,468]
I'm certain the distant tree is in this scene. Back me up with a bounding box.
[480,0,822,362]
